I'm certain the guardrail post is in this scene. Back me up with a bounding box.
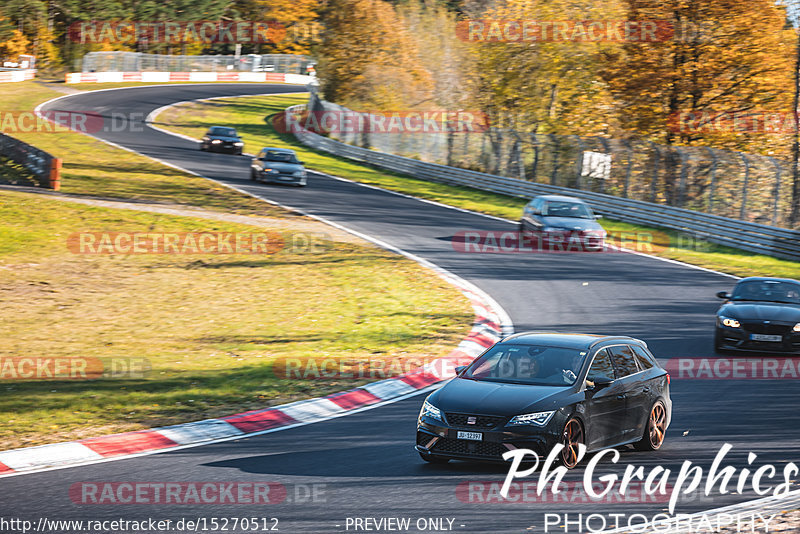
[706,147,717,214]
[623,139,634,198]
[549,134,560,185]
[530,133,540,182]
[573,135,584,190]
[739,152,750,220]
[650,142,660,202]
[769,157,782,226]
[49,158,62,191]
[677,148,689,208]
[596,137,611,194]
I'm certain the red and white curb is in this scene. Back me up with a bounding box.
[0,257,509,478]
[0,69,36,83]
[65,71,314,85]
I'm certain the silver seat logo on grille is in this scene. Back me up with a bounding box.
[467,416,477,425]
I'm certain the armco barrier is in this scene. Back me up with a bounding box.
[285,104,800,261]
[0,133,61,190]
[0,69,36,83]
[65,71,313,84]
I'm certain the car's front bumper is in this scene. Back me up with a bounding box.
[415,414,565,463]
[260,172,306,185]
[716,325,800,353]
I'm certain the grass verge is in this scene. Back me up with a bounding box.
[156,93,800,280]
[0,189,471,449]
[3,81,291,217]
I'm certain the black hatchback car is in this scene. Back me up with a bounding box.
[715,277,800,353]
[416,333,671,467]
[200,126,244,154]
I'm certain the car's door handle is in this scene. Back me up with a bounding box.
[643,386,651,392]
[617,394,627,400]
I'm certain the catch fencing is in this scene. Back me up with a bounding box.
[287,99,800,261]
[81,52,314,74]
[306,96,795,230]
[0,133,61,190]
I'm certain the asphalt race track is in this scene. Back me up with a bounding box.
[4,83,798,533]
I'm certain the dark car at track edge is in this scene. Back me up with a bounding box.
[714,277,800,353]
[416,332,671,468]
[199,126,244,154]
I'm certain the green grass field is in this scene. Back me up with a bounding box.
[0,190,471,449]
[0,82,473,449]
[156,93,800,280]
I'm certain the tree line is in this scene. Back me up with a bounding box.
[3,0,800,224]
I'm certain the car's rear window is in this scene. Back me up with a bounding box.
[630,345,656,370]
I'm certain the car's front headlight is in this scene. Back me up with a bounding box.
[419,400,443,422]
[293,170,306,177]
[719,316,741,328]
[509,411,556,427]
[234,142,244,146]
[211,139,222,144]
[794,323,800,332]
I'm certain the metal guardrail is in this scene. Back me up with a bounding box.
[286,104,800,261]
[0,133,61,190]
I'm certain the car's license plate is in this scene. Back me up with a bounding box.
[751,334,782,342]
[457,431,482,441]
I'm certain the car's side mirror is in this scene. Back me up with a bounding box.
[716,291,732,299]
[594,214,603,220]
[297,161,305,165]
[454,365,466,376]
[587,375,613,390]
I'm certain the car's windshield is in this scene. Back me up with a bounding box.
[210,127,237,137]
[462,344,588,386]
[731,280,800,304]
[542,201,593,219]
[264,151,300,164]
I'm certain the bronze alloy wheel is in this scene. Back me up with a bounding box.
[635,401,667,451]
[648,402,667,449]
[560,418,584,468]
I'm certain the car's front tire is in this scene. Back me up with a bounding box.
[634,400,667,451]
[560,417,584,469]
[250,169,259,182]
[419,452,449,464]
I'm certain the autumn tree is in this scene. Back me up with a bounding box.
[235,0,321,54]
[316,0,433,109]
[465,0,626,136]
[603,0,794,150]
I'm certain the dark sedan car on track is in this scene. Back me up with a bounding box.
[251,147,307,187]
[416,333,671,468]
[715,277,800,353]
[200,126,244,154]
[519,195,606,251]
